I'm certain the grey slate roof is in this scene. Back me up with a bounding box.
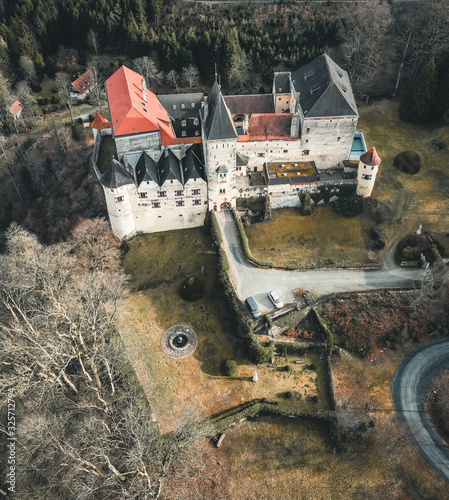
[224,94,274,114]
[158,93,204,119]
[101,159,135,188]
[182,144,205,182]
[273,72,290,93]
[291,54,357,118]
[158,149,183,185]
[135,152,159,186]
[202,81,238,141]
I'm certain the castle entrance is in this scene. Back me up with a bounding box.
[220,202,231,210]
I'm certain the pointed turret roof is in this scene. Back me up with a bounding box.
[91,112,111,130]
[360,147,381,166]
[100,159,135,188]
[291,54,357,118]
[202,80,238,141]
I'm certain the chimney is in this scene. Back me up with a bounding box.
[142,78,147,102]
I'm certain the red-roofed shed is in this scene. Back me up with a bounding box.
[106,66,175,145]
[9,101,22,119]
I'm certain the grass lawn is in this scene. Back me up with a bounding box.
[191,350,449,500]
[245,205,377,268]
[117,228,330,433]
[358,99,449,251]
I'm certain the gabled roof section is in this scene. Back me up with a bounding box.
[72,70,94,94]
[291,54,357,118]
[9,100,22,116]
[202,81,238,141]
[182,144,206,182]
[224,95,274,115]
[135,152,159,186]
[360,147,381,166]
[273,72,290,94]
[91,112,111,130]
[106,66,176,142]
[100,159,135,188]
[158,93,204,119]
[158,149,183,185]
[246,114,293,141]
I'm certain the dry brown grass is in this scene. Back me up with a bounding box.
[245,206,377,268]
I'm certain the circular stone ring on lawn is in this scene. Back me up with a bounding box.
[161,325,198,359]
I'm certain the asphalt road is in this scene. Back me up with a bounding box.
[392,339,449,482]
[217,210,424,312]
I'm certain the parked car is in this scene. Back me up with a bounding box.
[245,296,262,319]
[268,290,283,309]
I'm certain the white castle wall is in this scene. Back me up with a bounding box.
[301,116,357,169]
[115,131,161,160]
[103,184,136,240]
[237,140,303,172]
[356,160,379,197]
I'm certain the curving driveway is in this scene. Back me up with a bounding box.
[392,339,449,482]
[216,210,424,311]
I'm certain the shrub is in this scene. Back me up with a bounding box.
[38,97,50,106]
[311,395,319,403]
[284,365,291,372]
[71,122,84,141]
[221,359,238,377]
[375,239,385,250]
[401,246,415,261]
[302,190,312,215]
[333,194,363,218]
[30,81,42,93]
[180,276,204,301]
[285,391,294,399]
[51,95,60,104]
[393,151,421,175]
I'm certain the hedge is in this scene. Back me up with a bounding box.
[210,211,223,246]
[302,190,312,215]
[231,209,273,268]
[211,399,341,448]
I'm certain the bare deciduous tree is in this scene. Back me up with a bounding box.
[133,56,164,90]
[166,69,180,93]
[87,29,100,56]
[55,71,75,122]
[19,55,36,83]
[181,64,199,89]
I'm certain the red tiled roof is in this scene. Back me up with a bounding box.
[106,66,175,143]
[71,70,94,94]
[91,112,111,130]
[245,113,295,141]
[360,147,381,166]
[9,100,22,116]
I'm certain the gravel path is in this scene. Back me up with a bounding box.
[392,339,449,482]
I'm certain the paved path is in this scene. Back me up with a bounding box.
[392,339,449,482]
[217,210,424,312]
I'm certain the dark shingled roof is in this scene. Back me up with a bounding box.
[135,152,159,186]
[158,93,204,120]
[224,95,274,114]
[291,54,357,118]
[158,149,183,185]
[360,147,381,166]
[101,159,135,188]
[274,72,290,94]
[236,153,248,166]
[202,81,238,141]
[182,144,206,182]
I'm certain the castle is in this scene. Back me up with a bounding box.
[92,53,377,240]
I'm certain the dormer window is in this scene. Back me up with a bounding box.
[173,105,176,110]
[181,120,187,127]
[181,103,185,109]
[182,131,187,136]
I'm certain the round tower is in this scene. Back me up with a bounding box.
[356,147,381,198]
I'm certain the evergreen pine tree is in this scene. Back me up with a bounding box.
[433,66,449,122]
[400,58,438,123]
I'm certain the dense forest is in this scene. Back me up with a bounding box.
[0,0,448,95]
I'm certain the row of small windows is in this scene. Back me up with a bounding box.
[138,189,200,199]
[210,143,233,149]
[181,130,200,136]
[173,103,196,110]
[145,179,198,185]
[181,118,199,126]
[152,199,202,208]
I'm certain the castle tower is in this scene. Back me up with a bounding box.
[356,147,381,197]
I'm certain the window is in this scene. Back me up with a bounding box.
[219,188,226,194]
[176,200,185,207]
[115,195,124,203]
[181,103,185,109]
[193,199,201,206]
[362,174,372,180]
[195,130,200,136]
[303,150,309,156]
[254,167,257,172]
[138,192,148,199]
[371,166,374,171]
[257,153,265,158]
[172,104,176,109]
[192,188,201,195]
[306,128,310,133]
[283,149,288,153]
[193,118,199,125]
[152,202,161,208]
[175,190,184,196]
[182,131,187,137]
[191,102,195,108]
[219,173,226,180]
[305,139,308,143]
[110,188,115,193]
[158,191,167,197]
[181,119,187,127]
[337,137,341,141]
